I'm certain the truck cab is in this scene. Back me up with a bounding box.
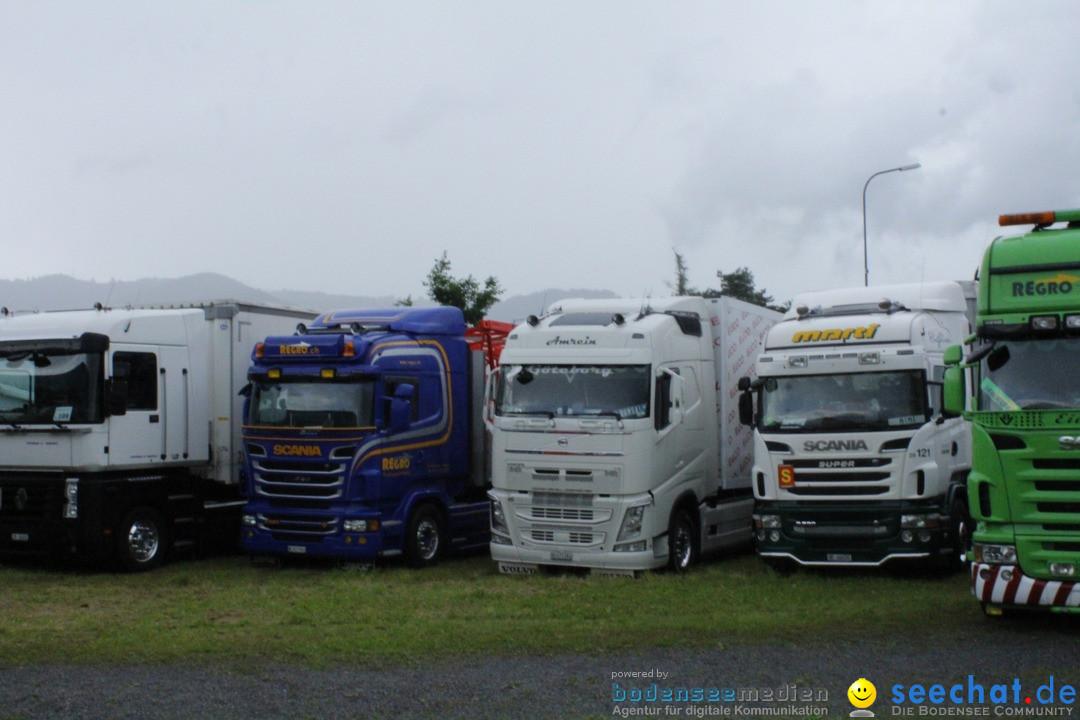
[945,210,1080,613]
[742,282,975,568]
[0,302,312,570]
[489,296,778,575]
[240,306,491,566]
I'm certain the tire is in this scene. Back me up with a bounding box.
[119,507,168,572]
[946,497,972,571]
[667,507,697,572]
[405,504,446,567]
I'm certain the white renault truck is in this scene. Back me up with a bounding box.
[0,301,314,570]
[737,281,976,568]
[488,296,779,575]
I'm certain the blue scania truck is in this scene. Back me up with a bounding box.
[240,306,499,566]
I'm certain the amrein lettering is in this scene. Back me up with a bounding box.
[546,336,598,346]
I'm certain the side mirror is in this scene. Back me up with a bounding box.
[106,378,128,417]
[387,382,415,432]
[388,397,411,432]
[944,344,963,366]
[737,376,751,392]
[739,391,754,427]
[943,366,964,417]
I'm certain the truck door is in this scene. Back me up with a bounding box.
[108,346,190,466]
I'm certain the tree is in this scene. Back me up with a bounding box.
[672,250,691,296]
[423,251,503,325]
[670,250,790,312]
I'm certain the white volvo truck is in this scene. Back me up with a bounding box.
[488,296,779,575]
[0,301,314,570]
[738,281,976,568]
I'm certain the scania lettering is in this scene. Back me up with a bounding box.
[489,296,780,575]
[804,440,869,452]
[944,209,1080,614]
[740,281,976,568]
[241,308,511,566]
[0,301,314,570]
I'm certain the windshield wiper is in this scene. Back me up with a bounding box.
[582,411,623,421]
[504,410,555,419]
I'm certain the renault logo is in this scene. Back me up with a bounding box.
[1059,436,1080,450]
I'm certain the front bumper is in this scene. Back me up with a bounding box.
[972,562,1080,611]
[754,500,949,567]
[241,508,387,560]
[490,538,667,575]
[242,526,385,559]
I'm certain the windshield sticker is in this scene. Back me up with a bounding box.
[888,414,923,426]
[53,406,73,422]
[531,366,615,378]
[980,378,1020,412]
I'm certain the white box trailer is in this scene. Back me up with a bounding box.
[488,295,780,575]
[0,301,314,570]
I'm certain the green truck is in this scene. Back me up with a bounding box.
[944,209,1080,614]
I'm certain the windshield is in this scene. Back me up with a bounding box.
[978,338,1080,411]
[249,379,375,428]
[496,365,650,420]
[0,351,104,425]
[759,370,928,432]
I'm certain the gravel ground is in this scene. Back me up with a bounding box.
[4,617,1080,720]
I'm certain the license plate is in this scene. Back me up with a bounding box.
[550,550,573,562]
[827,553,853,562]
[287,545,307,554]
[11,533,29,542]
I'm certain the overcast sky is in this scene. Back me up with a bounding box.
[3,1,1079,306]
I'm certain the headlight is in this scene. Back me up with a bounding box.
[1050,562,1077,577]
[901,514,940,529]
[614,541,646,553]
[755,514,781,530]
[242,514,257,527]
[973,542,1017,565]
[490,499,508,533]
[617,505,646,541]
[343,519,378,533]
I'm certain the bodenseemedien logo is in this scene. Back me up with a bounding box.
[849,678,877,717]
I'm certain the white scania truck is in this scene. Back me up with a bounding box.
[737,281,976,568]
[488,296,779,575]
[0,301,314,570]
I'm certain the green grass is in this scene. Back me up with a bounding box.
[0,552,975,669]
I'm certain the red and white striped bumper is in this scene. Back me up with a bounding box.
[972,562,1080,608]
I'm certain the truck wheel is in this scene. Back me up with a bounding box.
[405,504,445,567]
[947,497,972,571]
[667,508,697,572]
[119,507,167,572]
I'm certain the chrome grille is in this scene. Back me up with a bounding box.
[253,458,345,505]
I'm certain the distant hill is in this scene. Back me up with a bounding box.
[0,273,618,324]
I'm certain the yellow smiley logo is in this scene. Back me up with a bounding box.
[848,678,876,709]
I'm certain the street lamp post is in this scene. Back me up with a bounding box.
[862,163,921,286]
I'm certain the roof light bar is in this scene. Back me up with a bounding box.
[999,209,1080,227]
